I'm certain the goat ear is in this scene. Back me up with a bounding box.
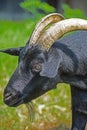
[0,47,23,56]
[40,49,62,78]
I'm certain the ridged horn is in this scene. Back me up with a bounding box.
[29,13,64,46]
[38,18,87,51]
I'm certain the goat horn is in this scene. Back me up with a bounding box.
[29,13,64,46]
[38,18,87,51]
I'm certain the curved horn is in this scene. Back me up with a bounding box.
[29,13,64,46]
[38,18,87,51]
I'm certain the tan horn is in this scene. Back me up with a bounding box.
[38,18,87,51]
[29,13,64,46]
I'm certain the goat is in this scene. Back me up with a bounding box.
[1,13,87,130]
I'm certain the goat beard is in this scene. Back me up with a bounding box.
[25,101,35,121]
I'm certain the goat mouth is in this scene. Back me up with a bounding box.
[9,98,24,107]
[4,95,24,107]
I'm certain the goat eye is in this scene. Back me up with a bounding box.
[31,63,42,73]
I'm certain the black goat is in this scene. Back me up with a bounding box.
[1,13,87,130]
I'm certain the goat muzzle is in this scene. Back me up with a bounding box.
[4,88,24,107]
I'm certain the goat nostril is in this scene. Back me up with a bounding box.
[4,87,16,96]
[4,88,17,101]
[4,88,22,102]
[5,93,12,98]
[4,92,12,101]
[4,90,23,107]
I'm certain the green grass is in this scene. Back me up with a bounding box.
[0,20,71,130]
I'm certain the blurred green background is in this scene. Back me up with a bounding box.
[0,0,87,130]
